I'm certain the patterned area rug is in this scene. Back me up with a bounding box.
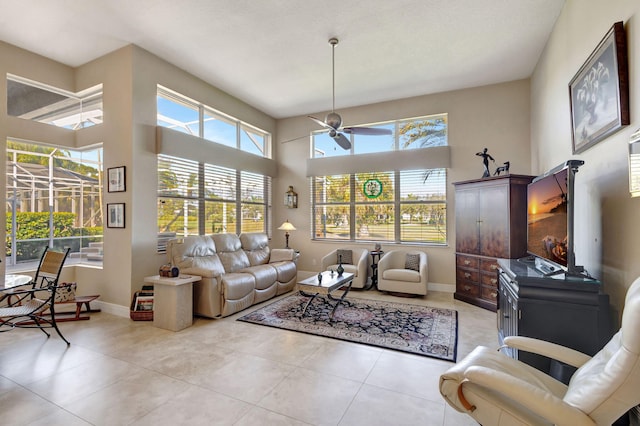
[237,294,458,361]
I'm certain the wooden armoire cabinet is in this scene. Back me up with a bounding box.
[453,174,534,311]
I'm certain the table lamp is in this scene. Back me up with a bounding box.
[277,220,296,249]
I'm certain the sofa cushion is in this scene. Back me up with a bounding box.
[212,233,250,273]
[221,273,255,300]
[242,265,278,290]
[382,268,421,283]
[270,261,297,283]
[240,233,270,266]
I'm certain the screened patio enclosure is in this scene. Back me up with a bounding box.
[6,151,103,266]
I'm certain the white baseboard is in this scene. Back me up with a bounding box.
[95,300,130,318]
[428,282,455,293]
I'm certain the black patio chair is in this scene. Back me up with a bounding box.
[0,247,71,345]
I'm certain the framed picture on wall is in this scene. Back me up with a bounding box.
[107,203,125,228]
[569,21,629,154]
[107,166,126,192]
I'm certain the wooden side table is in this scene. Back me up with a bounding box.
[144,274,201,331]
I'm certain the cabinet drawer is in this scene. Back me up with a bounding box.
[456,280,480,298]
[456,268,479,283]
[456,255,479,269]
[480,258,499,273]
[481,286,498,302]
[481,272,499,288]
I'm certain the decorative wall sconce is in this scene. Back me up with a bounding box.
[285,185,298,208]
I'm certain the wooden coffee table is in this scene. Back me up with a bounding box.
[297,271,354,320]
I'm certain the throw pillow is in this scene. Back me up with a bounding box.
[405,253,420,271]
[337,249,353,265]
[55,282,77,303]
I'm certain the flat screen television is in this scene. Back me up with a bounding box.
[526,160,584,276]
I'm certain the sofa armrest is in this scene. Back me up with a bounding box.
[179,267,220,279]
[270,249,295,262]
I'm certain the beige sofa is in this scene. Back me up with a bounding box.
[166,232,297,318]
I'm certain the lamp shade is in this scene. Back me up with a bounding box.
[278,220,296,231]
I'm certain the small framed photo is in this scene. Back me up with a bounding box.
[107,203,125,228]
[107,166,126,193]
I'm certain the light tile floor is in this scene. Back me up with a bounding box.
[0,290,497,425]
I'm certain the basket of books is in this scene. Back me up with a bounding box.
[130,285,154,321]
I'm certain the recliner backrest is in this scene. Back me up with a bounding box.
[563,277,640,424]
[212,233,250,273]
[168,235,225,274]
[240,232,270,266]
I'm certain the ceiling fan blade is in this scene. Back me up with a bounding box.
[308,115,332,130]
[333,133,351,150]
[342,127,393,136]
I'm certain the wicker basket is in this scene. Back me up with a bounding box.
[130,291,153,321]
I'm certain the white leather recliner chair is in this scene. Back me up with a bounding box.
[439,276,640,426]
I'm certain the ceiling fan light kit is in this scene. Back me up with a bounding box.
[306,37,392,150]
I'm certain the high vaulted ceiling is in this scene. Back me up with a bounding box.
[0,0,564,119]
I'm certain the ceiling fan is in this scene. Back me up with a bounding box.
[306,37,392,150]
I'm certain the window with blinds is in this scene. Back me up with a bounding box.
[158,154,271,251]
[312,169,446,244]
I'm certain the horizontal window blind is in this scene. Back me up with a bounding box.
[312,168,446,244]
[157,154,272,252]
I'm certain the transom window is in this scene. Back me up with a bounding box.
[7,74,103,130]
[313,113,447,157]
[157,86,270,158]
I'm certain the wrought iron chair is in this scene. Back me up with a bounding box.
[0,247,71,345]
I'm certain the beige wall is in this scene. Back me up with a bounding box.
[530,0,640,315]
[275,80,532,286]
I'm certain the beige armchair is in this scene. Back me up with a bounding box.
[377,250,427,295]
[321,248,370,289]
[440,276,640,426]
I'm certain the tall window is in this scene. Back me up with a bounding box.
[156,86,273,250]
[311,114,447,244]
[157,155,271,249]
[6,141,103,266]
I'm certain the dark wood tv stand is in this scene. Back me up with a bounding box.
[497,257,612,375]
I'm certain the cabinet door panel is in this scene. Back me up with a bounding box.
[455,189,479,254]
[479,185,509,257]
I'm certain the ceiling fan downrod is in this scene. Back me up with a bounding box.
[329,37,338,114]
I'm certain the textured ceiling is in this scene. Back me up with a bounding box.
[0,0,565,119]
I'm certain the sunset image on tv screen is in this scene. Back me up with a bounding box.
[527,168,568,266]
